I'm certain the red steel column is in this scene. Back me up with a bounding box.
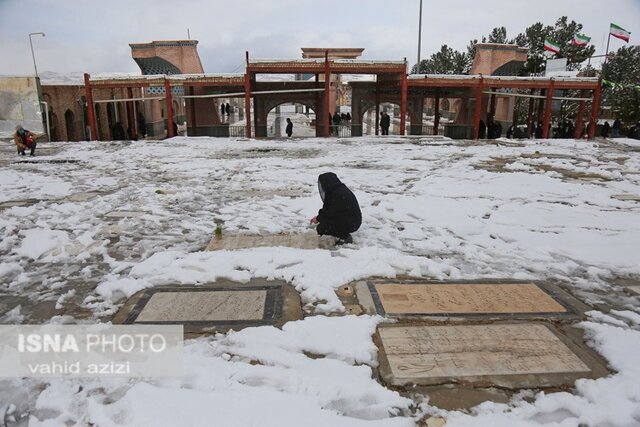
[527,89,535,136]
[188,86,198,136]
[587,80,602,140]
[575,90,587,139]
[375,79,380,135]
[434,93,440,135]
[164,78,174,138]
[244,51,252,139]
[472,77,484,140]
[127,87,135,136]
[400,62,408,135]
[84,73,97,141]
[542,80,554,139]
[324,51,330,137]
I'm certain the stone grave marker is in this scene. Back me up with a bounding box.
[0,199,39,209]
[121,283,288,334]
[626,286,640,296]
[105,210,145,219]
[66,191,102,202]
[611,194,640,202]
[206,232,334,251]
[378,324,591,388]
[135,289,266,322]
[360,281,583,319]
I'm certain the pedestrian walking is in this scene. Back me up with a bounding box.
[286,118,293,137]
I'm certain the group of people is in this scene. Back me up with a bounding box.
[329,111,352,135]
[220,102,233,118]
[478,120,502,139]
[627,122,640,140]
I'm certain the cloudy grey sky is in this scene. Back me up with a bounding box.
[1,0,638,76]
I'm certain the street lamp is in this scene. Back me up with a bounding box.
[29,32,45,78]
[416,0,423,73]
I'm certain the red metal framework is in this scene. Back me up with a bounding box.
[82,59,601,141]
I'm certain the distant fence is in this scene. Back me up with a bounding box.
[331,124,352,138]
[419,125,446,136]
[443,124,473,139]
[200,125,246,138]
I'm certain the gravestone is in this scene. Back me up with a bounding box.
[626,286,640,296]
[378,324,591,388]
[0,199,39,209]
[66,191,102,202]
[116,281,301,334]
[105,210,144,219]
[373,282,566,315]
[611,194,640,202]
[359,281,584,320]
[135,289,266,322]
[206,232,334,251]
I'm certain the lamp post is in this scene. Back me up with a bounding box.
[29,32,45,78]
[416,0,423,73]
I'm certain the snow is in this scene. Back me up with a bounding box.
[1,136,640,426]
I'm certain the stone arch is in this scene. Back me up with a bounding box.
[254,97,321,137]
[264,101,317,138]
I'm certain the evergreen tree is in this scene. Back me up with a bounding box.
[412,45,467,74]
[601,46,640,123]
[487,27,509,43]
[514,17,595,73]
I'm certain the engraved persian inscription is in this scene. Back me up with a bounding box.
[375,283,566,314]
[135,290,266,322]
[379,324,590,382]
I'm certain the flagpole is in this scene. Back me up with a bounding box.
[604,31,611,65]
[417,0,423,72]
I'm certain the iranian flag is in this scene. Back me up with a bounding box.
[572,33,591,46]
[610,23,631,42]
[544,38,561,54]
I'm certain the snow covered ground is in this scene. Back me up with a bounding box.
[0,136,639,426]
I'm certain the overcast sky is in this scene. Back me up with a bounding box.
[1,0,638,76]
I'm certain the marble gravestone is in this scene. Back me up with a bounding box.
[373,282,567,316]
[134,290,267,322]
[206,232,334,251]
[378,324,591,387]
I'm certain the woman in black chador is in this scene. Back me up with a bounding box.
[310,172,362,244]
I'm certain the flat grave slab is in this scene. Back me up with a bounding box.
[206,232,335,251]
[105,210,145,219]
[626,286,640,296]
[377,324,591,388]
[115,280,303,334]
[0,199,39,210]
[359,280,585,320]
[66,191,103,202]
[135,289,267,322]
[611,194,640,202]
